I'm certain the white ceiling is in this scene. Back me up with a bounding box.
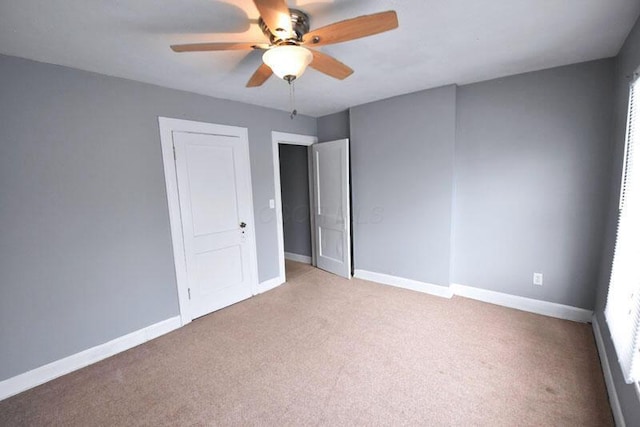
[1,0,639,117]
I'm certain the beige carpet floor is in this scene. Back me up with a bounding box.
[0,260,613,426]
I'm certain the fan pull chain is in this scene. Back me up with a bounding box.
[289,79,297,120]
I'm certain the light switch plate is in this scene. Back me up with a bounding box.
[269,199,275,209]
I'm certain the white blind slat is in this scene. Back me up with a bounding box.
[606,75,640,385]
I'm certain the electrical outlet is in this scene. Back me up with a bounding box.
[533,273,543,286]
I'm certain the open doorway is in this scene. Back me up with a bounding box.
[272,132,352,285]
[271,132,317,284]
[279,143,314,281]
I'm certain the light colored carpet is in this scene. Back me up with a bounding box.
[0,261,613,426]
[284,258,313,282]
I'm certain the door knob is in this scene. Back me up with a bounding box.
[240,222,247,228]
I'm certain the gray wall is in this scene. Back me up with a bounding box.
[350,86,457,286]
[594,16,640,424]
[278,144,311,257]
[0,54,315,381]
[317,110,350,142]
[453,59,615,309]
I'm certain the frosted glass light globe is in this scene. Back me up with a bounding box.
[262,45,313,81]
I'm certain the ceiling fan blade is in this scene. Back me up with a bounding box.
[252,0,293,36]
[309,50,353,80]
[303,11,398,47]
[171,42,268,52]
[247,63,273,87]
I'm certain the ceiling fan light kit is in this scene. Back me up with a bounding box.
[262,45,312,82]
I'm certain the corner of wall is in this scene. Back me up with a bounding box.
[449,84,459,286]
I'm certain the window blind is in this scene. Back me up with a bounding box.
[606,73,640,385]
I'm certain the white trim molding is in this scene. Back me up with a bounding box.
[257,276,285,294]
[354,270,454,299]
[271,131,318,287]
[0,316,181,402]
[272,131,317,146]
[593,315,626,427]
[353,270,592,323]
[284,252,312,264]
[450,283,593,323]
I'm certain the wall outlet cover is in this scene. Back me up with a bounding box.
[533,273,543,286]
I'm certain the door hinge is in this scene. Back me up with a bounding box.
[188,288,191,300]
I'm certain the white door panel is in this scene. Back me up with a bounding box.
[185,144,239,235]
[312,139,351,278]
[174,131,255,319]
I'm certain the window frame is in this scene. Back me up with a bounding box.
[606,68,640,387]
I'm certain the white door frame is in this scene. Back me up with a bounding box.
[271,131,318,284]
[159,117,260,326]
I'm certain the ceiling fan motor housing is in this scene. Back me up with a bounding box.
[259,9,310,45]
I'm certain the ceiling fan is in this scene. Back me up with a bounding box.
[170,0,399,87]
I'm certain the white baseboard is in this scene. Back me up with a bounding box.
[284,252,312,264]
[0,316,181,402]
[257,276,285,294]
[450,283,593,323]
[351,270,592,323]
[354,269,454,299]
[592,315,626,427]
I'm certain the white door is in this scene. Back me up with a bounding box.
[312,139,351,278]
[173,130,257,319]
